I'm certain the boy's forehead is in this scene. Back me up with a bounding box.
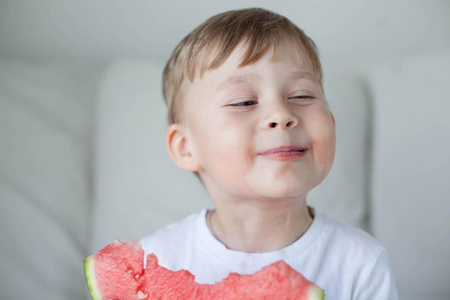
[198,40,314,82]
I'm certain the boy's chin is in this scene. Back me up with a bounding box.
[250,182,313,200]
[244,171,323,200]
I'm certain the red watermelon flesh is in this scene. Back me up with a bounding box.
[84,240,325,300]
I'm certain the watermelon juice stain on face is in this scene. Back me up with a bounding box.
[181,41,336,201]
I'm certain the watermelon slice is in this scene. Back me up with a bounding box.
[84,240,325,300]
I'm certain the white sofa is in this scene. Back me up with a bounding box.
[1,51,449,299]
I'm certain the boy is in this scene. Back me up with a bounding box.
[141,8,398,299]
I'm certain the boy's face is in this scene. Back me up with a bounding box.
[176,42,335,201]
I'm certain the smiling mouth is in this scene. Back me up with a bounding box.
[258,146,308,160]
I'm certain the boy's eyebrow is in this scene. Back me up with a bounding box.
[217,70,319,91]
[289,70,319,83]
[217,74,259,91]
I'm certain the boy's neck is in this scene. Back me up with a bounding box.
[206,200,314,253]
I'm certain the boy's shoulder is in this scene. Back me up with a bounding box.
[314,213,397,299]
[140,210,203,251]
[140,209,206,269]
[316,212,387,263]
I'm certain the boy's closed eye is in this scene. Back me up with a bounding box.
[227,95,315,108]
[228,100,258,107]
[288,94,315,102]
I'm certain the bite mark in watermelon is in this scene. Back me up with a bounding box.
[84,240,325,300]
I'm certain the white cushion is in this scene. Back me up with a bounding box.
[368,50,450,299]
[0,60,102,299]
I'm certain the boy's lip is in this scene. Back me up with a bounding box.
[257,146,308,160]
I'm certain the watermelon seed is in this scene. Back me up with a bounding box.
[135,274,140,279]
[137,290,148,299]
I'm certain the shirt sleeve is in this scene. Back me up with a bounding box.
[355,248,399,300]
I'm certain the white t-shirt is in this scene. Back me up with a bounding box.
[140,208,398,300]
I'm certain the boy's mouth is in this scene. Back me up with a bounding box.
[258,146,308,160]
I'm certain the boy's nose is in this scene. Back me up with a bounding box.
[261,106,299,130]
[267,118,297,129]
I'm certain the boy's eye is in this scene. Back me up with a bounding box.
[229,100,258,107]
[289,95,314,101]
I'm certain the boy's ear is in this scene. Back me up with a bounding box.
[166,123,201,172]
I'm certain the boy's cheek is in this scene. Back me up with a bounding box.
[311,130,335,184]
[312,132,335,165]
[203,127,251,173]
[308,115,336,166]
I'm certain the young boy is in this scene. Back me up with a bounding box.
[141,8,398,299]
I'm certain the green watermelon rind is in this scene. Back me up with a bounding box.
[309,284,325,300]
[84,255,102,300]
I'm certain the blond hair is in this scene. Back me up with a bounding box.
[162,8,323,125]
